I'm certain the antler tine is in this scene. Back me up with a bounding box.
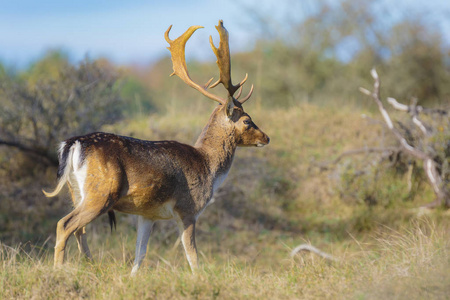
[203,77,215,89]
[234,73,250,101]
[234,85,243,100]
[209,20,249,99]
[238,84,254,104]
[165,25,226,105]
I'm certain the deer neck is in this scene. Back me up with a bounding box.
[194,112,237,177]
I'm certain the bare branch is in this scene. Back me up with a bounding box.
[387,97,408,111]
[412,116,428,135]
[360,69,449,207]
[0,139,58,166]
[387,97,428,135]
[358,87,371,96]
[290,244,338,262]
[360,69,428,161]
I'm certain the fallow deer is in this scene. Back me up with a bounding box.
[44,20,269,275]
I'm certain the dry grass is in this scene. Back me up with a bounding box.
[1,218,448,299]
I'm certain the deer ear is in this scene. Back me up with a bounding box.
[225,96,235,118]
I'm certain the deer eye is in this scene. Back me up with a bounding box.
[243,119,251,126]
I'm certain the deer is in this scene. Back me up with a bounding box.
[43,20,269,275]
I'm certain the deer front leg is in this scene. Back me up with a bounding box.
[177,216,198,273]
[131,216,154,276]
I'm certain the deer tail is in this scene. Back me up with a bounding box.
[42,141,74,197]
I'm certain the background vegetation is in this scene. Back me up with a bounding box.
[1,0,449,298]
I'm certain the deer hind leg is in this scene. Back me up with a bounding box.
[55,206,94,266]
[176,216,198,273]
[74,227,92,260]
[67,184,92,260]
[54,193,117,267]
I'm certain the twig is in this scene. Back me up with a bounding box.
[290,244,338,262]
[387,97,428,135]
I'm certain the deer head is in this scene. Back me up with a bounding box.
[165,20,269,149]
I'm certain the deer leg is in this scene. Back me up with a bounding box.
[54,208,81,266]
[177,216,198,273]
[66,183,92,260]
[74,227,92,261]
[130,216,154,276]
[54,201,110,267]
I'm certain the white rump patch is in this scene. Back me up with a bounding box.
[70,141,88,206]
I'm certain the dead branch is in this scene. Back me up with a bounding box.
[359,70,428,161]
[387,97,429,135]
[0,139,58,166]
[290,244,338,262]
[360,69,449,208]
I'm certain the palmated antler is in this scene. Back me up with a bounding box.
[165,25,226,105]
[165,20,253,109]
[209,20,253,104]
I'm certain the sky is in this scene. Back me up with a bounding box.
[1,0,449,69]
[0,0,257,68]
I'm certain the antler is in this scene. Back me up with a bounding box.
[165,25,226,105]
[209,20,253,104]
[165,20,253,107]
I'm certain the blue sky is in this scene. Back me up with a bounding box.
[0,0,256,68]
[1,0,449,68]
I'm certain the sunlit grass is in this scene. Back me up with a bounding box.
[1,218,448,299]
